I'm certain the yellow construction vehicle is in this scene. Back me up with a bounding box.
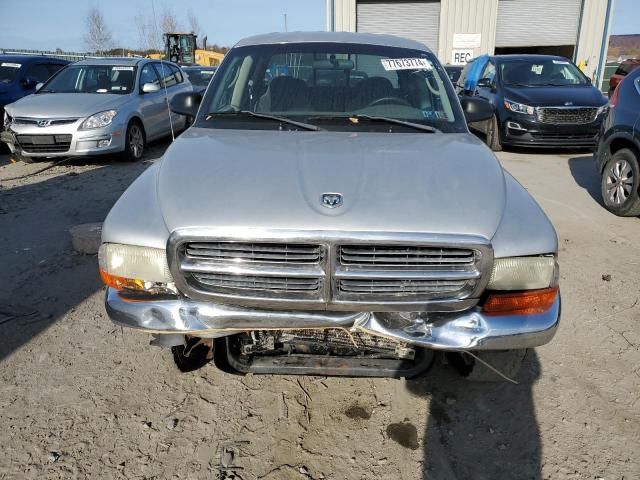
[149,33,224,67]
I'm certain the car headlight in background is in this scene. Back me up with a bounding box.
[99,243,176,294]
[503,98,535,115]
[80,109,117,130]
[3,111,11,129]
[483,256,559,316]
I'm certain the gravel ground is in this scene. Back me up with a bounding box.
[0,142,638,480]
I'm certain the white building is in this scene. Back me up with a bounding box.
[326,0,615,87]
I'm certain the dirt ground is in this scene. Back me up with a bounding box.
[0,141,638,480]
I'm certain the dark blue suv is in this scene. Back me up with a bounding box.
[1,55,70,130]
[457,55,608,151]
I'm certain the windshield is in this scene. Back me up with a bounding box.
[184,67,217,87]
[41,65,136,94]
[200,43,465,133]
[500,59,588,86]
[0,62,22,84]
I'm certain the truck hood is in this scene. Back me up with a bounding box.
[157,128,507,240]
[502,85,607,107]
[4,92,128,118]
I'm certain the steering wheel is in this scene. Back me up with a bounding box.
[367,96,412,108]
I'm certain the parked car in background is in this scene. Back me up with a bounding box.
[1,58,192,162]
[608,58,640,97]
[457,54,608,151]
[596,68,640,216]
[444,64,463,83]
[100,32,560,382]
[182,66,217,94]
[0,55,69,131]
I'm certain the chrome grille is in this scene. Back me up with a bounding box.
[171,232,492,312]
[186,242,322,264]
[535,107,598,125]
[13,117,78,126]
[338,279,467,295]
[193,272,321,293]
[339,245,475,267]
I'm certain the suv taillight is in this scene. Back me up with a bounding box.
[610,82,621,107]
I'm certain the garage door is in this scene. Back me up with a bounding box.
[496,0,581,47]
[356,1,441,53]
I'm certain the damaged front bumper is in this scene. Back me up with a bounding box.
[105,288,560,351]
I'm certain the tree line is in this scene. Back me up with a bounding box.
[84,5,228,56]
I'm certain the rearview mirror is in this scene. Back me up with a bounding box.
[170,91,202,119]
[142,82,161,93]
[23,77,38,89]
[460,97,494,123]
[35,82,44,92]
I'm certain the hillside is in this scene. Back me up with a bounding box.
[608,34,640,59]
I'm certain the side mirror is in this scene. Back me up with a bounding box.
[35,82,44,92]
[23,77,38,89]
[477,78,493,89]
[461,97,494,123]
[170,91,202,119]
[142,82,161,93]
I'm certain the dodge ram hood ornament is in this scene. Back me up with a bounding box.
[321,193,343,209]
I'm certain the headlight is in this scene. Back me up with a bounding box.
[80,110,117,130]
[487,256,558,291]
[3,111,11,128]
[504,98,535,115]
[98,243,175,293]
[596,104,609,116]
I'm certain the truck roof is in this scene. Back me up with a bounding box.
[234,31,431,54]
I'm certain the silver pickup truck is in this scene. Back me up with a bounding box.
[100,32,560,381]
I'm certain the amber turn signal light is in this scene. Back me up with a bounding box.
[100,269,146,291]
[482,287,559,316]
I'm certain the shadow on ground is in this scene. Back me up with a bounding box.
[568,154,602,207]
[407,352,542,479]
[0,139,169,362]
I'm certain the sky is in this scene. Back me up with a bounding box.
[0,0,637,53]
[0,0,327,52]
[610,0,638,35]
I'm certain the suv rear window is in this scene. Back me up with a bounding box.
[615,62,640,76]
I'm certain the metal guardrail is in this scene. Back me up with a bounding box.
[0,48,126,62]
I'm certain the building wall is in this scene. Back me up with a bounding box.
[575,0,614,87]
[327,0,613,86]
[326,0,357,32]
[438,0,498,61]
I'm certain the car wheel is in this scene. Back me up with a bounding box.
[601,148,640,217]
[485,114,503,152]
[123,121,145,162]
[447,349,527,382]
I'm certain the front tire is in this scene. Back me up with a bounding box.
[447,349,527,382]
[123,121,145,162]
[601,148,640,217]
[485,114,503,152]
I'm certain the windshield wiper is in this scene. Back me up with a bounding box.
[307,114,439,133]
[205,110,323,131]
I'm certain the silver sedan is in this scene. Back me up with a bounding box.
[1,57,192,162]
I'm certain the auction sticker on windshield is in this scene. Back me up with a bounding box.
[381,58,432,71]
[1,62,21,68]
